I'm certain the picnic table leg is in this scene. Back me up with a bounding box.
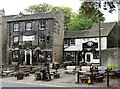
[107,71,109,87]
[75,71,79,84]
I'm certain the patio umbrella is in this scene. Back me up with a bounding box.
[34,47,41,51]
[33,47,41,54]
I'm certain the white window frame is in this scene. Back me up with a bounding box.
[64,39,68,45]
[26,22,32,31]
[13,36,19,42]
[39,21,45,30]
[39,35,45,42]
[70,39,75,45]
[14,23,19,31]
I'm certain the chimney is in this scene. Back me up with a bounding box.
[0,9,5,16]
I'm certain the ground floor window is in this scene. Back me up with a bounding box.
[93,51,99,59]
[86,54,91,62]
[64,52,76,62]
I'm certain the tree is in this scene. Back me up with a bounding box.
[25,3,52,13]
[25,1,119,32]
[67,12,94,31]
[88,0,118,13]
[67,1,104,32]
[67,0,120,32]
[25,3,75,30]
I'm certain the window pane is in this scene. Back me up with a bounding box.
[46,36,50,44]
[86,54,90,62]
[13,36,19,42]
[39,21,45,30]
[64,39,68,45]
[26,22,32,30]
[39,36,45,42]
[93,51,99,59]
[14,23,19,31]
[70,39,75,45]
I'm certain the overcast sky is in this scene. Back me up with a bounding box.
[0,0,81,15]
[0,0,119,22]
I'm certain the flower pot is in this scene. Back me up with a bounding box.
[16,72,24,80]
[34,72,41,80]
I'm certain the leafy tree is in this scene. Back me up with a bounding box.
[25,1,119,32]
[67,12,94,31]
[67,1,104,32]
[25,3,52,13]
[51,6,75,24]
[25,3,75,30]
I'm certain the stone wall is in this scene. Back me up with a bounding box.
[0,9,5,65]
[101,48,119,67]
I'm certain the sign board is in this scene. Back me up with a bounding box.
[23,35,34,41]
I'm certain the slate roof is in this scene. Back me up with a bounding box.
[7,11,62,22]
[65,22,117,38]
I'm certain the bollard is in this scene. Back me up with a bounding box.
[75,71,79,84]
[107,70,110,87]
[89,66,93,84]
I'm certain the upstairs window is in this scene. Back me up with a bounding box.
[46,36,50,44]
[64,39,68,45]
[70,39,75,45]
[26,22,32,31]
[13,23,19,31]
[13,36,19,43]
[93,51,99,59]
[39,21,45,30]
[39,35,45,42]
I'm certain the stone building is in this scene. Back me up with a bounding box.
[0,9,5,65]
[3,11,64,65]
[2,14,16,64]
[64,22,118,66]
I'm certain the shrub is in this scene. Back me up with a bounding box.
[107,64,118,72]
[16,71,24,80]
[34,72,41,80]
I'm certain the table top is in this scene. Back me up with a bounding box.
[3,70,14,73]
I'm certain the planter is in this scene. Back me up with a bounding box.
[16,72,24,80]
[34,72,41,80]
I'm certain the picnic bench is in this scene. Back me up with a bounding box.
[64,66,76,74]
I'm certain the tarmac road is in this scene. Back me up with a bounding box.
[1,81,77,89]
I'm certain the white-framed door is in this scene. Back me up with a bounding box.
[24,49,32,65]
[85,52,93,63]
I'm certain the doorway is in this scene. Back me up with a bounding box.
[26,54,30,65]
[85,52,92,63]
[24,49,32,65]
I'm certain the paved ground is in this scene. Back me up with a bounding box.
[1,68,120,88]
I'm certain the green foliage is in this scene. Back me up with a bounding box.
[34,72,41,80]
[67,12,94,31]
[25,3,74,30]
[51,6,74,24]
[25,3,52,13]
[16,71,24,80]
[67,1,104,32]
[107,64,118,72]
[25,2,104,32]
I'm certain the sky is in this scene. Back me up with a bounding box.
[0,0,119,22]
